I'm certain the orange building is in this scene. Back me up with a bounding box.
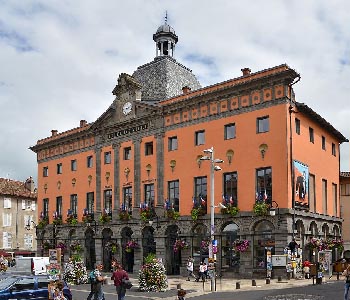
[30,21,348,277]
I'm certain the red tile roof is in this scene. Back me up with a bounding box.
[0,178,37,199]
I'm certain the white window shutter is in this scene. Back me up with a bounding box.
[31,203,36,211]
[3,232,8,249]
[22,200,26,209]
[24,215,29,228]
[8,214,12,226]
[2,214,5,226]
[7,198,11,208]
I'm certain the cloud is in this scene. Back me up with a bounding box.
[0,0,349,183]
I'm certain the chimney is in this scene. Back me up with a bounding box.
[241,68,251,76]
[80,120,87,127]
[51,130,58,136]
[182,86,191,94]
[25,176,35,193]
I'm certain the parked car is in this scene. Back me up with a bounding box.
[0,275,72,300]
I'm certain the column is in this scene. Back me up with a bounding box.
[113,142,121,216]
[95,146,102,214]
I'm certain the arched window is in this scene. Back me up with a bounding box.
[191,224,208,266]
[221,223,239,272]
[253,220,274,269]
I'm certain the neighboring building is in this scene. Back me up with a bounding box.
[30,20,348,277]
[340,172,350,255]
[0,177,37,257]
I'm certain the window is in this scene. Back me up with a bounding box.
[43,166,48,177]
[71,159,77,171]
[224,123,236,140]
[322,136,326,150]
[2,213,11,226]
[24,234,33,249]
[332,143,336,156]
[295,118,300,135]
[24,215,34,229]
[104,151,111,164]
[223,172,238,206]
[168,137,178,151]
[87,192,94,215]
[195,130,205,146]
[341,183,350,196]
[145,142,153,156]
[256,167,272,204]
[56,196,62,217]
[57,163,62,174]
[322,179,327,215]
[144,184,155,207]
[70,194,78,217]
[257,116,269,133]
[21,199,32,210]
[309,174,316,212]
[168,180,179,212]
[3,197,11,209]
[194,176,207,213]
[124,147,131,160]
[221,223,239,271]
[309,127,314,143]
[2,232,12,249]
[43,198,49,218]
[104,190,112,215]
[13,277,35,291]
[123,187,132,213]
[332,183,338,216]
[87,156,93,168]
[253,221,274,268]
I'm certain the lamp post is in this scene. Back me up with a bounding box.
[149,208,161,229]
[200,146,223,292]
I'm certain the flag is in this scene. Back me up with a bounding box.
[264,189,268,201]
[229,196,233,204]
[201,196,206,205]
[164,200,167,209]
[222,195,226,203]
[255,192,259,201]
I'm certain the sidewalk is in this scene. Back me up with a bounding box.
[126,274,341,298]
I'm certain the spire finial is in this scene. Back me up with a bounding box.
[165,11,168,24]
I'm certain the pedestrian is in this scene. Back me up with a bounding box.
[54,280,66,300]
[177,288,186,300]
[288,238,298,255]
[87,264,106,300]
[195,262,205,282]
[303,260,311,279]
[343,264,350,300]
[186,256,196,281]
[111,263,129,300]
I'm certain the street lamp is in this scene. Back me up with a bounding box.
[149,208,161,229]
[200,146,223,292]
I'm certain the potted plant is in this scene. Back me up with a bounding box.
[165,209,180,220]
[253,202,270,216]
[191,207,205,221]
[140,205,152,221]
[106,241,119,254]
[52,216,63,225]
[66,214,78,225]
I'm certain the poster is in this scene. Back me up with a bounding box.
[318,250,332,278]
[293,160,309,207]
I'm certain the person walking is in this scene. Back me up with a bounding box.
[186,256,196,281]
[343,264,350,300]
[111,263,129,300]
[87,264,106,300]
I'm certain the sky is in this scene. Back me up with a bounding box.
[0,0,349,184]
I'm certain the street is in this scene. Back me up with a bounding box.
[70,280,344,300]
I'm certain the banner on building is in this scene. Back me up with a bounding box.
[293,160,309,208]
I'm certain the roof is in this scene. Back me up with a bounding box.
[0,178,37,199]
[296,103,348,143]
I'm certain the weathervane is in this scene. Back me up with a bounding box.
[165,11,168,24]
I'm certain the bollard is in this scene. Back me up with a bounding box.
[236,281,240,289]
[266,278,270,284]
[252,279,256,286]
[278,276,282,282]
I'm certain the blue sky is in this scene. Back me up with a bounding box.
[0,0,349,183]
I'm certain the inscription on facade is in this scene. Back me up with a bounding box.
[107,123,149,139]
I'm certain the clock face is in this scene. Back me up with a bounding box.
[122,102,132,115]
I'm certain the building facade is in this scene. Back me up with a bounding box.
[341,172,350,255]
[0,177,37,257]
[30,21,348,277]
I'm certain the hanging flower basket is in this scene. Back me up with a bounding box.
[52,217,63,225]
[82,214,94,223]
[232,239,250,253]
[173,239,189,252]
[56,241,67,251]
[165,209,180,220]
[119,210,131,221]
[221,205,239,217]
[253,202,269,216]
[191,207,205,221]
[125,240,139,253]
[140,208,152,221]
[106,241,119,254]
[70,241,83,253]
[99,213,111,224]
[200,240,210,253]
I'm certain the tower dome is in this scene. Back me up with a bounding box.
[153,19,178,58]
